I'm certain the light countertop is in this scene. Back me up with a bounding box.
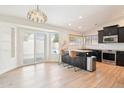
[69,49,93,53]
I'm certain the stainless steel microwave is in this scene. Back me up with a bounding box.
[103,35,118,43]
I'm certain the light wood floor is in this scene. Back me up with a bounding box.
[0,62,124,88]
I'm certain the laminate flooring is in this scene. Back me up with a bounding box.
[0,62,124,88]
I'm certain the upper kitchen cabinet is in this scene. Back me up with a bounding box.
[118,27,124,43]
[98,25,120,43]
[103,25,118,36]
[98,30,104,43]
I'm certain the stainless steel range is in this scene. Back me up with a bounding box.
[102,50,116,65]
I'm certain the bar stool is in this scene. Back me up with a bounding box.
[69,51,78,72]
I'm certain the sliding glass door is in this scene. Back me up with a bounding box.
[23,30,46,65]
[23,31,35,65]
[35,32,46,63]
[23,29,59,65]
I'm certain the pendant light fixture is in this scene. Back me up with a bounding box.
[27,5,47,23]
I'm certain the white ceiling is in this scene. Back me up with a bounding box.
[0,5,124,32]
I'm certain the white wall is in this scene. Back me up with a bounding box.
[0,24,17,75]
[83,17,124,51]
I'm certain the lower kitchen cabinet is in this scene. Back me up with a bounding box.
[116,51,124,66]
[92,50,102,62]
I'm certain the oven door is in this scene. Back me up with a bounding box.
[103,53,115,61]
[102,52,116,65]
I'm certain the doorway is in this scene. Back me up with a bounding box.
[23,30,46,65]
[35,32,46,64]
[49,33,59,61]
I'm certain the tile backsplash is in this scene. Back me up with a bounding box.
[86,43,124,51]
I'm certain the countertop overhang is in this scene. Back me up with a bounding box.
[69,49,93,53]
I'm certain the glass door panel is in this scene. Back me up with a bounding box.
[23,31,35,65]
[49,33,59,61]
[35,32,46,63]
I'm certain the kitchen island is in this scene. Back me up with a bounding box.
[69,49,93,53]
[62,49,94,71]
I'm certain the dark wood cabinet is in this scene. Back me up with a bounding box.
[118,27,124,43]
[116,51,124,66]
[104,28,118,36]
[92,50,102,62]
[98,30,103,43]
[103,29,109,36]
[98,25,119,43]
[110,27,118,35]
[104,25,118,36]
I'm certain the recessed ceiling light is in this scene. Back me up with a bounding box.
[68,23,72,26]
[79,16,83,19]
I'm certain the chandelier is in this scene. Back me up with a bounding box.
[27,5,47,23]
